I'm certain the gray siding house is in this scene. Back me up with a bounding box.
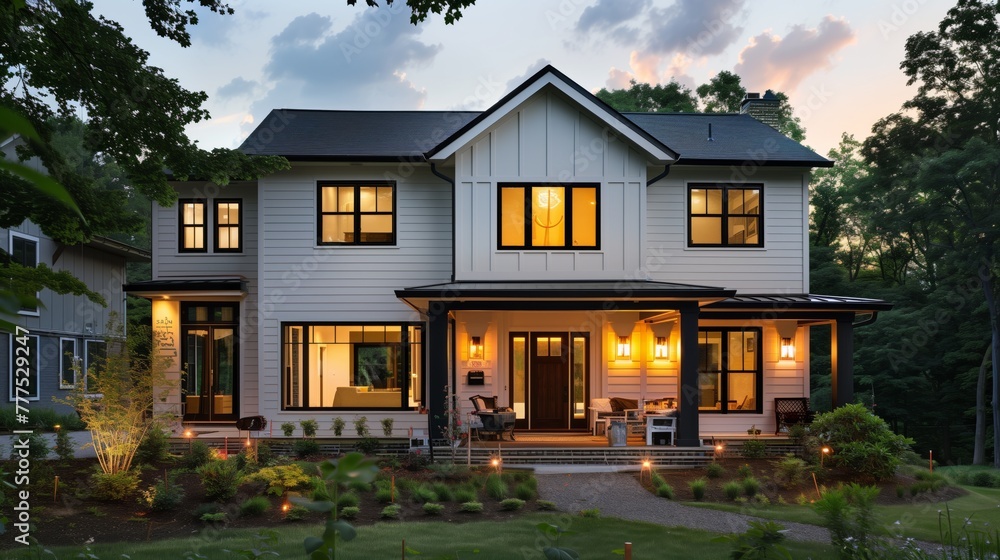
[127,66,889,445]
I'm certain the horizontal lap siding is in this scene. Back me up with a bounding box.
[645,168,808,293]
[257,166,451,421]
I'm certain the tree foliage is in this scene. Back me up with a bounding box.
[596,79,698,113]
[348,0,476,24]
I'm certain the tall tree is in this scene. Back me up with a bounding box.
[596,79,698,113]
[861,0,1000,466]
[695,71,806,142]
[350,0,476,24]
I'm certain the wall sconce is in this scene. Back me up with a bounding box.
[616,335,631,359]
[654,336,669,359]
[776,320,798,361]
[469,336,484,360]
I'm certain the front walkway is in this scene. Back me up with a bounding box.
[534,470,830,543]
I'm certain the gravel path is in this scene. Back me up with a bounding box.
[535,471,831,544]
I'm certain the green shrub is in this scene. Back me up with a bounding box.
[193,503,221,520]
[718,520,792,560]
[741,439,767,459]
[347,479,372,493]
[10,432,50,461]
[650,471,667,488]
[431,482,454,502]
[485,473,508,501]
[776,454,809,487]
[454,486,478,503]
[139,472,184,511]
[54,429,74,462]
[200,512,226,523]
[500,498,525,511]
[723,481,742,501]
[183,440,213,469]
[331,417,346,436]
[355,437,380,455]
[515,481,537,500]
[293,439,320,459]
[354,416,370,437]
[337,492,360,510]
[339,506,359,519]
[381,417,394,437]
[429,462,470,481]
[247,464,313,496]
[460,501,483,513]
[742,476,760,497]
[737,464,753,478]
[689,478,707,501]
[656,484,674,499]
[284,506,308,521]
[299,419,318,437]
[706,462,724,479]
[971,471,998,488]
[197,460,244,501]
[0,407,85,431]
[239,496,271,517]
[380,504,402,519]
[135,426,171,464]
[423,502,445,515]
[537,500,557,510]
[810,403,914,481]
[579,508,600,518]
[411,484,438,503]
[814,483,880,552]
[374,484,397,503]
[91,470,140,501]
[280,422,296,436]
[255,442,274,465]
[402,452,431,471]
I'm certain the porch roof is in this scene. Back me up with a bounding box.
[705,293,893,311]
[123,277,248,299]
[395,280,735,312]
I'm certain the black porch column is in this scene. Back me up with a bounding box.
[677,302,701,447]
[427,303,450,452]
[830,313,855,408]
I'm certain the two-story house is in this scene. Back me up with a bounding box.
[125,66,889,447]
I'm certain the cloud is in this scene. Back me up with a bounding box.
[734,16,856,92]
[603,52,695,92]
[503,59,552,95]
[644,0,748,57]
[217,77,258,99]
[246,7,440,132]
[187,6,268,47]
[576,0,649,32]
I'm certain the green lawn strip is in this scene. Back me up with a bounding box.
[874,485,1000,544]
[7,513,840,559]
[684,501,828,527]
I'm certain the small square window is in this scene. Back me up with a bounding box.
[689,184,762,247]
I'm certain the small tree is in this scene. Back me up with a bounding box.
[55,315,170,475]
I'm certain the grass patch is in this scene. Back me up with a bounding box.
[4,514,841,559]
[877,484,1000,544]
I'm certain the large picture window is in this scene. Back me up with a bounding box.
[318,182,395,245]
[281,323,422,410]
[689,184,762,247]
[499,184,599,249]
[179,199,207,252]
[696,327,761,413]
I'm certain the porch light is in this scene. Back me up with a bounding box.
[617,335,631,359]
[780,337,795,359]
[469,336,484,360]
[654,336,669,360]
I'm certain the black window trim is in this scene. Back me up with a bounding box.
[178,198,208,253]
[213,199,243,253]
[316,181,397,246]
[697,326,763,414]
[59,337,78,389]
[280,321,421,411]
[687,183,764,248]
[497,182,601,251]
[10,231,40,315]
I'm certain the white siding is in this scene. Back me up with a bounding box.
[454,89,648,281]
[646,167,809,293]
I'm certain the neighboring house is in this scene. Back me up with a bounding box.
[125,66,890,446]
[1,136,151,416]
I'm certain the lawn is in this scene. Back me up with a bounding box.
[6,514,841,559]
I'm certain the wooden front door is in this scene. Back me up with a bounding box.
[529,333,570,430]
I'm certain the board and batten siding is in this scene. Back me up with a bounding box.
[151,181,261,415]
[255,165,452,423]
[646,167,810,293]
[453,89,648,281]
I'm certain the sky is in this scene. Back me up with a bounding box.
[93,0,954,158]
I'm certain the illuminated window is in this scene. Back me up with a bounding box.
[214,200,242,252]
[499,184,598,249]
[318,182,395,245]
[689,184,762,247]
[697,328,761,413]
[179,200,207,252]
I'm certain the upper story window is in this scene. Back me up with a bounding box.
[689,184,762,247]
[214,200,242,252]
[499,184,599,250]
[318,182,395,245]
[10,231,39,314]
[179,199,207,252]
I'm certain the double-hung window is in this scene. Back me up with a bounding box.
[179,200,207,252]
[10,232,39,314]
[318,182,395,245]
[689,184,762,247]
[214,200,242,252]
[499,184,599,249]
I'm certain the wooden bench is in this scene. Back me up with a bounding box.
[774,398,815,434]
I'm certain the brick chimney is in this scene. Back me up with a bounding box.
[740,90,780,129]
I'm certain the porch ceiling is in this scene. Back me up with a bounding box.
[395,280,735,313]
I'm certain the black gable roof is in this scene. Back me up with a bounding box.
[240,108,830,167]
[623,112,831,167]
